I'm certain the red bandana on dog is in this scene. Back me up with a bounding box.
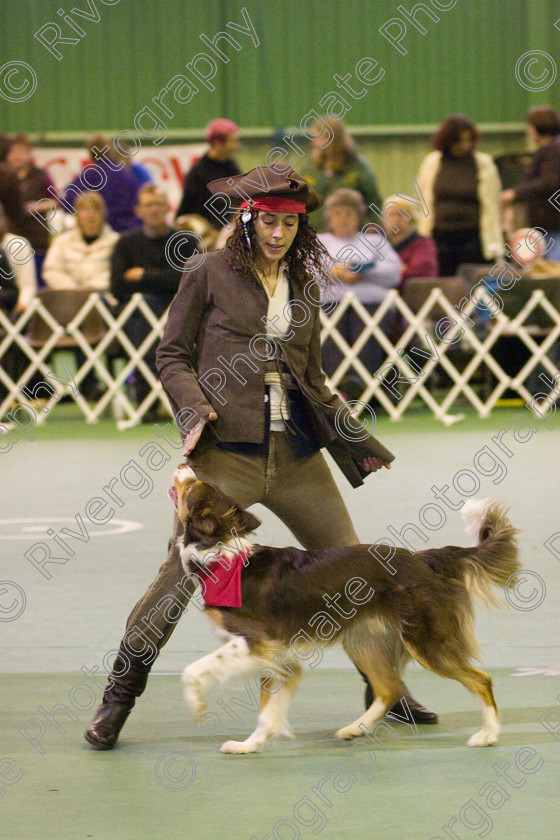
[197,552,246,608]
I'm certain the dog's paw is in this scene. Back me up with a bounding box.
[220,739,259,754]
[182,672,207,718]
[335,724,362,740]
[467,729,499,747]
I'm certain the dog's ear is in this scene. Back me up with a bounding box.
[237,508,261,534]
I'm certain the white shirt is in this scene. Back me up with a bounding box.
[259,262,291,429]
[1,233,37,309]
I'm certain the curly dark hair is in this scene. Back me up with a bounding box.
[224,211,333,290]
[431,114,480,156]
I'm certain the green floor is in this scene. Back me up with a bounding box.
[1,405,559,838]
[2,670,559,840]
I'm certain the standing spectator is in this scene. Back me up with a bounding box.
[0,161,45,246]
[6,133,57,274]
[112,140,154,191]
[302,117,382,232]
[319,188,401,397]
[110,184,194,415]
[501,105,560,260]
[417,115,504,275]
[0,202,37,312]
[64,134,140,234]
[381,194,439,292]
[175,119,240,227]
[43,192,118,292]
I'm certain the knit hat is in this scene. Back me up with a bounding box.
[205,119,239,143]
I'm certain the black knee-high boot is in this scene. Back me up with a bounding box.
[85,650,150,750]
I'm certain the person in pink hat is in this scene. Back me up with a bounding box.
[175,118,240,228]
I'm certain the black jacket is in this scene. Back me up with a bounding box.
[175,154,240,226]
[514,137,560,232]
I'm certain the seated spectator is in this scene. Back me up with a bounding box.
[111,184,195,416]
[319,188,401,399]
[382,195,439,292]
[474,227,559,399]
[501,105,560,260]
[0,244,19,403]
[0,201,37,312]
[175,213,219,251]
[509,227,550,274]
[0,247,17,315]
[302,117,382,233]
[0,202,37,400]
[42,192,118,400]
[64,134,140,234]
[43,192,118,291]
[175,119,240,228]
[6,133,56,263]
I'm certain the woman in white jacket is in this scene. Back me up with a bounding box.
[0,202,36,311]
[42,191,119,400]
[42,191,118,291]
[416,115,504,276]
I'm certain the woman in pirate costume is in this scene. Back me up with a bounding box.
[85,166,436,750]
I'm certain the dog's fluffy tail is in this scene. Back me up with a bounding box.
[460,499,521,605]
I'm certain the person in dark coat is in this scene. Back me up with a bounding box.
[85,166,436,752]
[0,162,44,245]
[110,184,194,413]
[502,105,560,260]
[5,133,56,256]
[175,118,240,227]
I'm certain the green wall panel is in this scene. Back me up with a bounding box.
[0,0,558,136]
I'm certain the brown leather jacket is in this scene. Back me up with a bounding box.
[156,250,394,487]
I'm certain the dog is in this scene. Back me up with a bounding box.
[171,464,520,754]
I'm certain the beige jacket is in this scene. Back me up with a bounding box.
[43,225,119,291]
[417,150,505,261]
[1,233,37,309]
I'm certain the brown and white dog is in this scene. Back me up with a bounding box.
[172,464,520,754]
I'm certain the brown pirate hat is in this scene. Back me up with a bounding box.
[207,165,323,213]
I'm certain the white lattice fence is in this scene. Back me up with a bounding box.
[0,293,171,431]
[320,287,560,424]
[1,289,559,431]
